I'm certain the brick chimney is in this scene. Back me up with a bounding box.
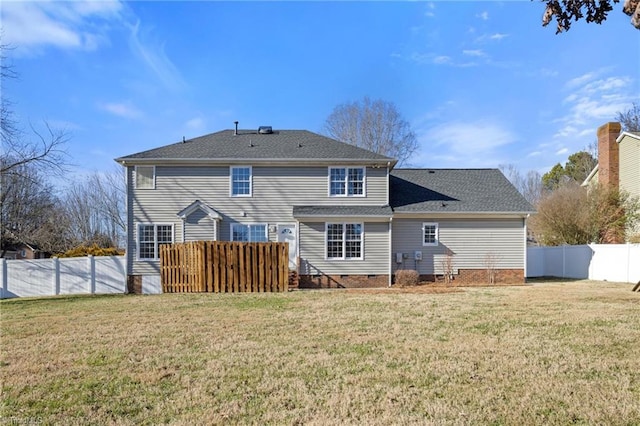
[597,122,622,189]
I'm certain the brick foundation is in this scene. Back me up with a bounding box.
[299,274,389,289]
[127,275,142,294]
[414,269,525,286]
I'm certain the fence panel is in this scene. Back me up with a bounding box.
[527,244,639,283]
[1,256,126,299]
[161,241,289,293]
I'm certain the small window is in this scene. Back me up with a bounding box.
[231,224,268,242]
[326,222,363,260]
[137,223,173,260]
[329,167,365,196]
[230,166,252,196]
[135,166,155,189]
[423,222,439,246]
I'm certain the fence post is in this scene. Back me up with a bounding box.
[1,258,7,299]
[52,257,60,296]
[88,255,96,294]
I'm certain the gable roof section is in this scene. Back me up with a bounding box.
[177,200,221,220]
[390,169,534,214]
[116,129,395,165]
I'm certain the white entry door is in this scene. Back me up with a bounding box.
[277,224,297,269]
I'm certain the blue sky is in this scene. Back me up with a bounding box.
[2,1,639,178]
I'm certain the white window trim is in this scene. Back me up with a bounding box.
[134,165,156,190]
[230,223,269,242]
[136,223,174,261]
[422,222,439,247]
[229,166,253,197]
[325,222,364,260]
[327,166,366,197]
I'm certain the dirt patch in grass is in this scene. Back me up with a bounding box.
[1,280,639,424]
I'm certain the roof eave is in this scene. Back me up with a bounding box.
[115,157,394,167]
[616,131,640,143]
[392,211,535,217]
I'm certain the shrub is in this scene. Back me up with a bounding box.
[395,269,419,287]
[57,244,124,258]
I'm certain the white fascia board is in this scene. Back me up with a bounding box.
[616,131,640,143]
[391,212,535,220]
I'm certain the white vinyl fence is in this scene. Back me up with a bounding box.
[1,256,126,299]
[527,244,640,283]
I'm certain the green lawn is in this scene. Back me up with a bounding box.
[1,281,639,425]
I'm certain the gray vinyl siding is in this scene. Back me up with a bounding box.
[392,218,525,275]
[127,165,387,275]
[184,209,216,241]
[619,135,640,199]
[299,221,389,276]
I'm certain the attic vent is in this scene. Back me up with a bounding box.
[258,126,273,134]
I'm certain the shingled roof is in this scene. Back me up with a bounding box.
[293,205,393,218]
[390,169,534,214]
[116,129,395,164]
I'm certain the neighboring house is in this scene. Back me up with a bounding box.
[582,122,640,239]
[116,126,534,289]
[2,243,49,260]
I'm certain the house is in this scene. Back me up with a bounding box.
[1,243,49,260]
[116,126,534,291]
[582,122,640,239]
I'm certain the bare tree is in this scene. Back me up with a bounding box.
[0,162,73,256]
[616,102,640,132]
[499,164,544,205]
[1,44,69,177]
[62,168,126,248]
[542,0,640,33]
[324,97,418,166]
[529,181,640,245]
[1,43,72,255]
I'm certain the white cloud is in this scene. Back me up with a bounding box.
[185,117,205,131]
[477,11,489,20]
[463,49,486,57]
[99,102,142,119]
[414,120,516,167]
[556,148,569,155]
[424,2,436,17]
[1,1,123,54]
[490,33,508,40]
[433,55,452,65]
[128,20,187,92]
[554,70,634,139]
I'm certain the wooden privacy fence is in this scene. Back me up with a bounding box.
[160,241,289,293]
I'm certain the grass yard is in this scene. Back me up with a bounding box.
[1,281,639,425]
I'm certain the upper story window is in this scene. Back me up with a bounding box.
[329,167,365,196]
[231,224,268,242]
[135,166,155,189]
[230,166,252,197]
[137,223,173,260]
[423,222,439,246]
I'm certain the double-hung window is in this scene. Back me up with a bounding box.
[329,167,364,196]
[230,166,252,197]
[135,166,155,189]
[423,222,439,246]
[137,223,173,260]
[231,224,268,242]
[326,223,363,260]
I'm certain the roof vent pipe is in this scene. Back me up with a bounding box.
[234,121,239,136]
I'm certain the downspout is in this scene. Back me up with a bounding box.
[524,214,529,280]
[387,161,392,287]
[389,216,393,287]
